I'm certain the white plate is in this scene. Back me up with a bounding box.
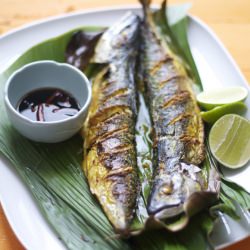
[0,5,249,250]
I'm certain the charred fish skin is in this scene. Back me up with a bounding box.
[83,13,140,232]
[139,0,206,217]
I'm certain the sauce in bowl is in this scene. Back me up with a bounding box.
[17,88,80,122]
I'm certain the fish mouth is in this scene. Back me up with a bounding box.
[147,179,185,217]
[147,202,184,219]
[146,161,205,218]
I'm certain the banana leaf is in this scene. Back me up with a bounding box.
[0,3,249,250]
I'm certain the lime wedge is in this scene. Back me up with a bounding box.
[201,101,247,124]
[197,86,248,110]
[209,114,250,169]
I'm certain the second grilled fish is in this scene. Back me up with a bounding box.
[83,13,140,232]
[139,0,206,218]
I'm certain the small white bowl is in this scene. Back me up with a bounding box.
[4,60,91,143]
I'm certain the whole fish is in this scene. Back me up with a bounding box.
[83,12,140,232]
[139,0,207,218]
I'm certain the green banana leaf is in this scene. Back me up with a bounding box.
[0,3,249,250]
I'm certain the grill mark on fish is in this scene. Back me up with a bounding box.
[88,127,130,148]
[168,113,193,125]
[106,166,133,178]
[87,112,133,144]
[101,149,134,168]
[88,106,132,125]
[159,74,184,89]
[101,94,134,111]
[161,91,190,109]
[150,56,173,74]
[103,88,129,101]
[89,112,130,130]
[97,134,134,154]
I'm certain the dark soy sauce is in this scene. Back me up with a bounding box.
[17,88,80,122]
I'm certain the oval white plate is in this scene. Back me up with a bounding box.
[0,5,249,250]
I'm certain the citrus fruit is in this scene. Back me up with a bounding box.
[209,114,250,169]
[201,101,247,124]
[197,86,248,110]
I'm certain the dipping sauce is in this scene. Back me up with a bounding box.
[17,88,80,122]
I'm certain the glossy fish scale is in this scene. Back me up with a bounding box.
[140,8,205,216]
[83,13,140,232]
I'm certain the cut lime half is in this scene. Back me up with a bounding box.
[201,102,247,124]
[209,114,250,169]
[197,86,248,110]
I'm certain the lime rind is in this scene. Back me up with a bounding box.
[201,101,247,124]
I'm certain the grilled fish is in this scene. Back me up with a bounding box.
[83,13,140,232]
[139,0,206,218]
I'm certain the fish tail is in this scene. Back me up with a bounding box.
[139,0,151,8]
[139,0,151,16]
[154,0,171,32]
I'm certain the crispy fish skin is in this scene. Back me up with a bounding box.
[83,13,140,232]
[139,0,206,217]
